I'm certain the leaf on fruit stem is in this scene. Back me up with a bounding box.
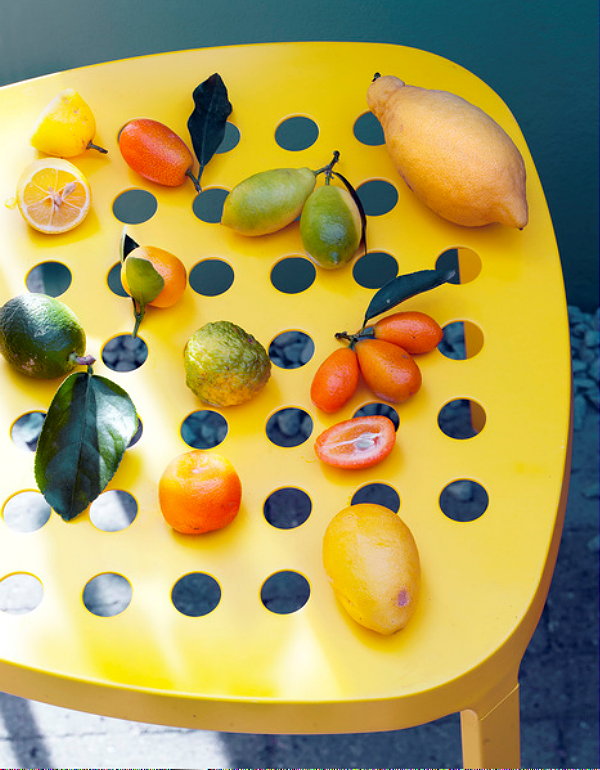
[332,170,367,257]
[187,73,232,188]
[363,266,457,326]
[34,371,138,521]
[124,256,164,307]
[120,229,140,262]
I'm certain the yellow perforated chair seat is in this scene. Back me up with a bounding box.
[0,43,571,768]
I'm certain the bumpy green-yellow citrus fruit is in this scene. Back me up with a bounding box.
[184,321,271,406]
[300,184,362,269]
[221,167,316,236]
[0,293,86,378]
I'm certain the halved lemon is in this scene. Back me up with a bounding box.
[16,157,91,234]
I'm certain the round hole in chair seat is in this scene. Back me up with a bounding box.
[275,116,319,151]
[438,321,484,360]
[0,573,43,614]
[352,251,398,289]
[2,491,51,532]
[356,179,398,216]
[353,112,385,146]
[351,483,400,512]
[264,488,312,529]
[171,572,221,617]
[192,188,228,223]
[181,410,228,449]
[10,411,46,451]
[440,480,489,522]
[261,570,310,614]
[269,331,314,369]
[113,189,157,224]
[271,257,316,294]
[89,490,138,532]
[83,573,132,617]
[266,408,313,447]
[26,261,72,296]
[438,399,486,439]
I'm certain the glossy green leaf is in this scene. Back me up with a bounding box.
[187,73,232,186]
[124,256,164,306]
[34,371,138,521]
[332,170,367,257]
[120,230,140,262]
[363,266,457,326]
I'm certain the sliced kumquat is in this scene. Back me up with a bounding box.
[314,415,396,469]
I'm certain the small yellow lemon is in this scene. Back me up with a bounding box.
[31,88,106,157]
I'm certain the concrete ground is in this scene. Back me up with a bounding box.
[1,337,598,769]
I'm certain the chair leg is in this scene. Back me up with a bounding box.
[460,681,521,769]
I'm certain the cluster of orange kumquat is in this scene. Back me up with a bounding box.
[311,310,443,412]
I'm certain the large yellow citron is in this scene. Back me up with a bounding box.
[367,74,528,229]
[322,503,421,635]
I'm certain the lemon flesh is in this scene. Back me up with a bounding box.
[184,321,271,407]
[16,158,91,234]
[300,185,362,269]
[31,88,97,158]
[0,293,86,379]
[221,167,316,236]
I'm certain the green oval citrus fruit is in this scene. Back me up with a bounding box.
[0,293,86,378]
[221,167,316,236]
[184,321,271,406]
[300,184,362,269]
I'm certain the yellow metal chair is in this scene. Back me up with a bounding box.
[0,43,572,769]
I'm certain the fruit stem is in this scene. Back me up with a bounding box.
[314,150,340,183]
[86,141,108,154]
[372,72,381,81]
[186,168,202,193]
[132,303,145,338]
[71,353,96,366]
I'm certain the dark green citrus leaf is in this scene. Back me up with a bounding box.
[124,256,164,306]
[34,371,138,521]
[120,230,140,262]
[332,170,367,256]
[187,73,232,184]
[363,266,456,326]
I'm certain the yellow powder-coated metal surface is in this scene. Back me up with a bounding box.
[0,43,571,733]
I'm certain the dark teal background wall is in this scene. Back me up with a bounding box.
[1,0,598,309]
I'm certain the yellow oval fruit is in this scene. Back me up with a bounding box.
[31,88,105,157]
[322,503,420,635]
[367,74,528,228]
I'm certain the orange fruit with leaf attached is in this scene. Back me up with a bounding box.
[121,246,187,308]
[311,346,360,413]
[118,118,195,187]
[354,338,421,403]
[368,310,443,354]
[158,450,242,534]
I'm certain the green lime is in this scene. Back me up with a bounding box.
[184,321,271,406]
[0,293,86,378]
[300,184,362,269]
